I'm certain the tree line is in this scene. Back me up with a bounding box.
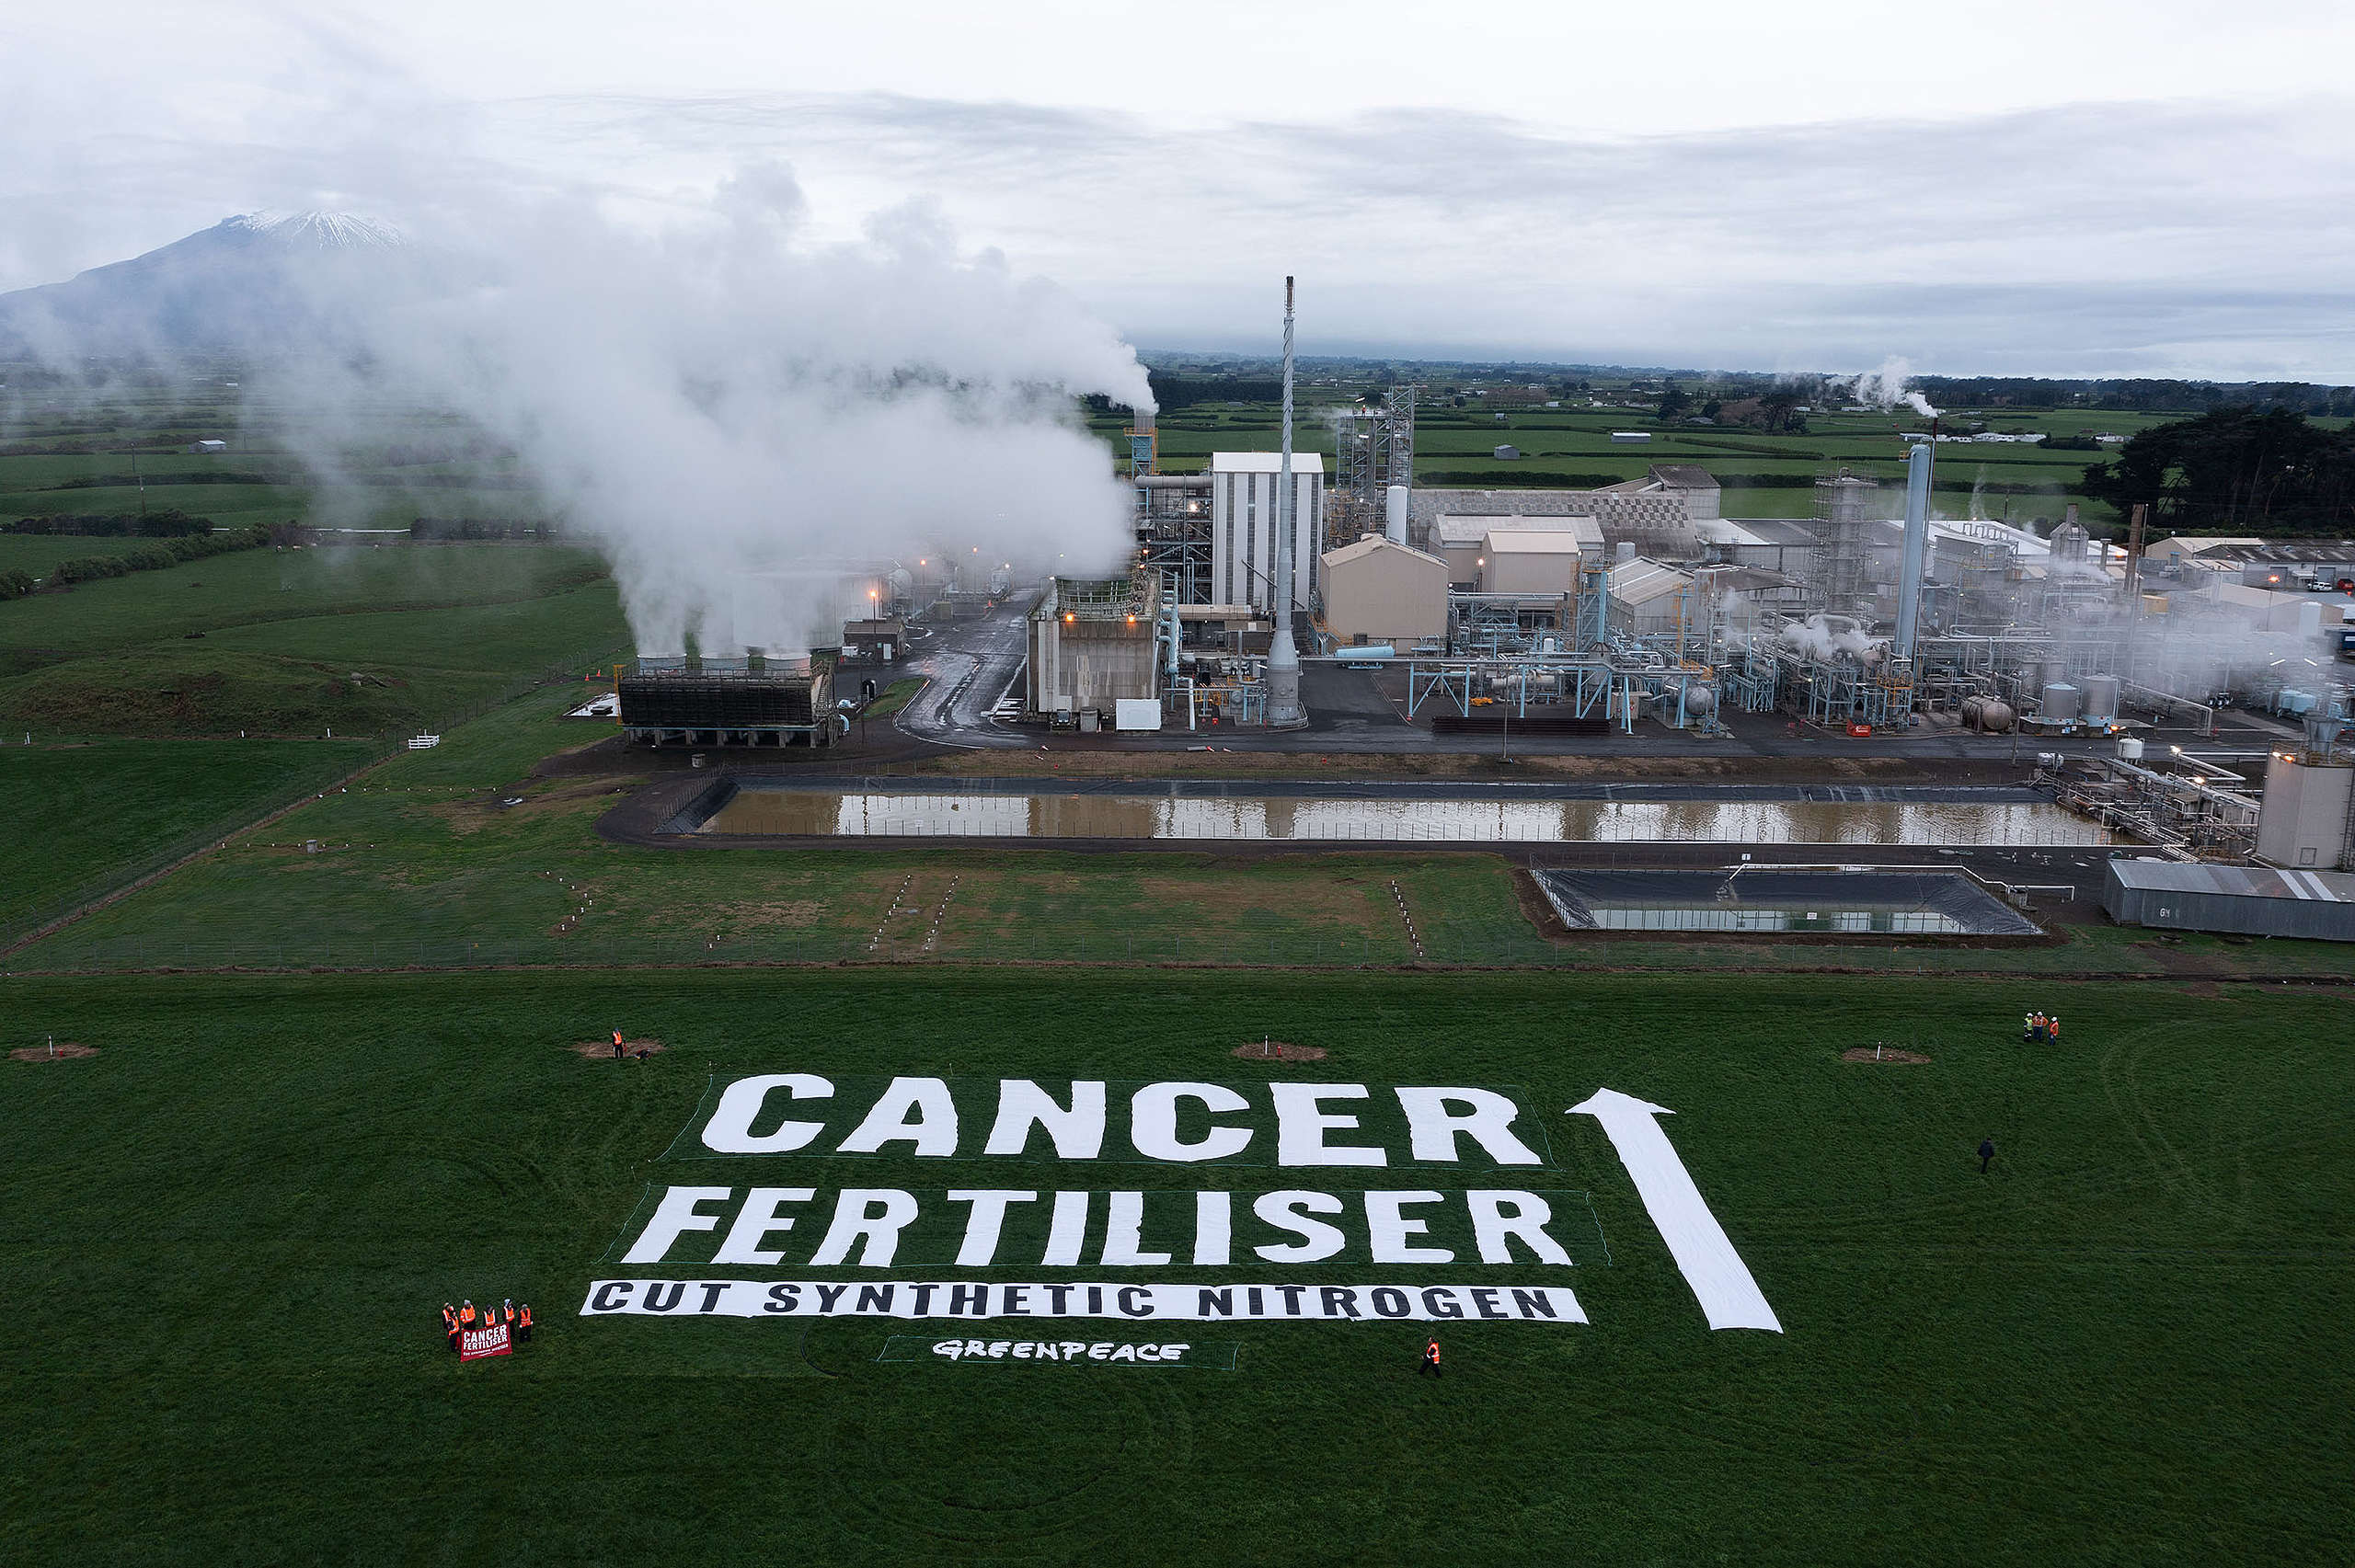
[2082,408,2355,532]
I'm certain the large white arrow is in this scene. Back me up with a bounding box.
[1570,1087,1782,1333]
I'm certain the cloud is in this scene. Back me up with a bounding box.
[4,17,2352,381]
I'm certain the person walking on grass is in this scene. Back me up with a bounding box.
[1419,1337,1442,1378]
[1978,1138,1996,1175]
[611,1029,625,1059]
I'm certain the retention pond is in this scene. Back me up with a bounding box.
[682,779,2113,847]
[1531,867,2045,936]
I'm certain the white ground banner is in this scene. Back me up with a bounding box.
[583,1074,1782,1335]
[582,1278,1585,1323]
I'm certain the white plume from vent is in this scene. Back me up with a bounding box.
[1845,355,1939,420]
[275,169,1154,657]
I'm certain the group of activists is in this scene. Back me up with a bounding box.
[442,1298,532,1352]
[2022,1011,2062,1044]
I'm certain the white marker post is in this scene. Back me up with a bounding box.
[1569,1088,1781,1333]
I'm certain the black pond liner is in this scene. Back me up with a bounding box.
[1531,867,2041,938]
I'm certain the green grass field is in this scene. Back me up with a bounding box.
[1,967,2347,1563]
[0,736,377,944]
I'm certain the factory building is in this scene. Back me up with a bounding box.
[1406,486,1697,564]
[2143,536,2355,590]
[1479,530,1582,597]
[1025,574,1162,723]
[1320,537,1448,648]
[1607,559,1699,638]
[1210,452,1325,615]
[1433,514,1603,586]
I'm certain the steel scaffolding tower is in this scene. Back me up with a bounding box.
[1332,386,1416,544]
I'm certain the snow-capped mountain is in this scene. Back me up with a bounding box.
[0,212,410,359]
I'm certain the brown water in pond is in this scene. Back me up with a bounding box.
[696,790,2113,846]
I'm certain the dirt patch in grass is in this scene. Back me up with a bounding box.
[1234,1039,1328,1062]
[569,1037,667,1059]
[1842,1046,1931,1064]
[11,1041,97,1062]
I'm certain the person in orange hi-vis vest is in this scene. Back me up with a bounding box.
[518,1304,534,1344]
[459,1300,477,1328]
[1419,1337,1442,1378]
[502,1299,516,1329]
[442,1304,459,1354]
[612,1029,626,1059]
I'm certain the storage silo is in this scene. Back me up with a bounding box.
[1384,484,1408,545]
[2041,682,2081,723]
[2083,674,2120,726]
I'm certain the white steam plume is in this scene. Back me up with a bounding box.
[1844,355,1938,420]
[276,166,1154,657]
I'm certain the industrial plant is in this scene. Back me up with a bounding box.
[602,279,2355,941]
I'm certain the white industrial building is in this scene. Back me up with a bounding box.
[1210,452,1326,615]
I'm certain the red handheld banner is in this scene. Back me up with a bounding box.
[461,1323,512,1361]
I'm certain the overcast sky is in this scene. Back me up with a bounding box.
[6,1,2353,379]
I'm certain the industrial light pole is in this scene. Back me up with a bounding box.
[1267,276,1307,728]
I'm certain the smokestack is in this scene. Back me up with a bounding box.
[1384,484,1408,545]
[1895,442,1931,665]
[1266,277,1306,728]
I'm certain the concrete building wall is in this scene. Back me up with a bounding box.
[1321,538,1447,647]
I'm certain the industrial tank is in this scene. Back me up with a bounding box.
[2083,674,2120,725]
[1962,695,2015,733]
[2041,683,2081,723]
[1384,485,1409,545]
[2257,753,2355,869]
[1683,684,1717,718]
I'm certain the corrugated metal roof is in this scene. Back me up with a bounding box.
[2106,859,2355,901]
[1435,513,1603,549]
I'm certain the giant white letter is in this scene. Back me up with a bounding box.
[1466,1190,1571,1265]
[947,1189,1038,1266]
[712,1187,817,1265]
[702,1075,833,1154]
[1271,1084,1387,1167]
[1396,1087,1543,1165]
[984,1081,1107,1159]
[1131,1082,1253,1162]
[1251,1190,1346,1263]
[808,1189,922,1266]
[836,1077,959,1157]
[621,1185,734,1265]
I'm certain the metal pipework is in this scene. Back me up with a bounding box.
[1895,442,1931,665]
